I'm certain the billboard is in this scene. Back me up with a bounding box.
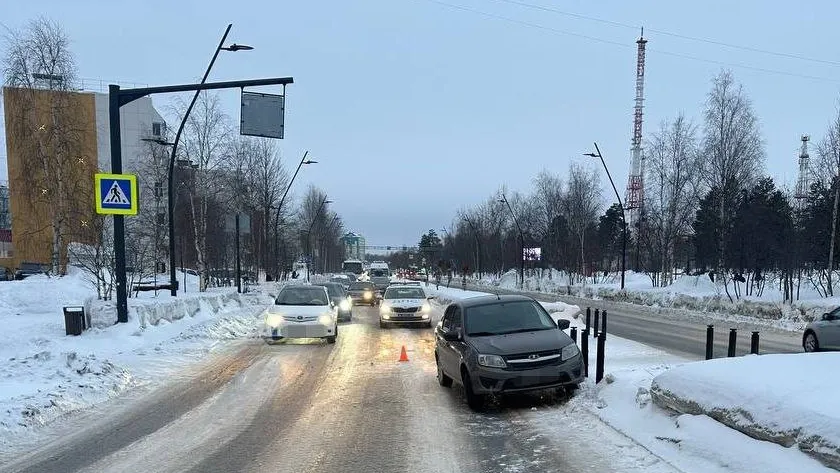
[240,91,285,139]
[523,247,541,262]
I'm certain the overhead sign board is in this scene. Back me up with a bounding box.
[240,91,285,139]
[95,173,138,215]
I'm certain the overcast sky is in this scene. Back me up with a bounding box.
[3,0,840,247]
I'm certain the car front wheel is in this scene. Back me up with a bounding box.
[804,332,819,352]
[436,357,453,387]
[461,369,484,411]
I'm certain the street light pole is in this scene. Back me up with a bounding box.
[463,216,481,278]
[499,194,525,289]
[585,142,626,291]
[273,151,315,279]
[166,24,252,297]
[306,196,332,281]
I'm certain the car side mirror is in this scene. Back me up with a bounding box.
[427,296,435,300]
[442,328,462,342]
[822,313,830,321]
[557,319,571,330]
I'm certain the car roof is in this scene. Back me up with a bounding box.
[386,284,424,290]
[456,294,534,308]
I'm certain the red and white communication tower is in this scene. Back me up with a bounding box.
[626,30,647,230]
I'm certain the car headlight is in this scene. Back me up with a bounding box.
[363,291,372,300]
[265,313,284,328]
[339,299,351,311]
[477,354,507,368]
[318,314,333,325]
[421,313,429,319]
[421,302,431,312]
[380,304,392,314]
[561,343,580,361]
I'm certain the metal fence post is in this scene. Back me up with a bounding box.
[595,331,605,383]
[705,324,714,360]
[593,308,600,338]
[586,307,591,332]
[581,328,589,377]
[601,309,607,339]
[750,331,760,355]
[727,328,737,357]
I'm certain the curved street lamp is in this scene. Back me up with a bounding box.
[499,194,525,289]
[273,151,316,278]
[584,142,626,291]
[462,216,482,278]
[306,196,333,281]
[167,24,253,296]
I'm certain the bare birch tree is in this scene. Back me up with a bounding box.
[178,92,232,291]
[2,17,86,274]
[562,163,601,283]
[701,70,764,297]
[816,103,840,295]
[645,114,704,286]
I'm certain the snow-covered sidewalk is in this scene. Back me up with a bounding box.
[0,269,273,450]
[429,285,835,473]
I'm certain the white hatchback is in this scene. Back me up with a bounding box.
[264,285,338,343]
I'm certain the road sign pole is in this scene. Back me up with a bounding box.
[109,85,129,324]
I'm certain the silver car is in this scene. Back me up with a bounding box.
[803,307,840,351]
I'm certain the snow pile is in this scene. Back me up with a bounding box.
[476,270,835,330]
[539,301,581,321]
[650,353,840,469]
[0,270,272,444]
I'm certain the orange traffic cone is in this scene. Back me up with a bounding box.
[399,345,409,362]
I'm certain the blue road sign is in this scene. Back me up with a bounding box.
[94,173,138,215]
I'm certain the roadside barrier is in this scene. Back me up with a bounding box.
[705,325,760,359]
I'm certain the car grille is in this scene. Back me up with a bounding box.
[503,349,562,371]
[282,315,318,322]
[393,307,420,313]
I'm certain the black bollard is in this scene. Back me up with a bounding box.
[705,324,714,360]
[581,328,589,377]
[728,328,737,357]
[750,331,760,355]
[570,326,578,344]
[601,310,607,339]
[595,331,606,383]
[586,307,591,332]
[593,309,600,338]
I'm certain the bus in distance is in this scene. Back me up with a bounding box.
[342,259,364,275]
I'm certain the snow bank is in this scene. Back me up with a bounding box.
[650,353,840,469]
[0,270,272,445]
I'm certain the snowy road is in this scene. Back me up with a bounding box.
[1,305,677,473]
[458,282,802,358]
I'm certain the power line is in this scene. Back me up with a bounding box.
[414,0,840,83]
[487,0,840,67]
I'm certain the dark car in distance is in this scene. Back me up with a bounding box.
[348,281,379,306]
[315,282,353,321]
[434,295,583,410]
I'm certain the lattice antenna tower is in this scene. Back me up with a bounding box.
[626,29,648,230]
[794,135,811,209]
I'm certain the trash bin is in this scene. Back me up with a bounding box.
[63,306,85,336]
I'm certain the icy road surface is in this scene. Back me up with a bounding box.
[1,305,678,473]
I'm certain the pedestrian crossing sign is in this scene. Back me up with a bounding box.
[94,173,138,215]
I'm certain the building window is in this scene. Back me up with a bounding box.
[156,212,166,226]
[152,122,163,137]
[154,181,163,198]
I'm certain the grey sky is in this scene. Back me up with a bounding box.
[3,0,840,247]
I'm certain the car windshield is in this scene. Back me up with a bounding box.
[275,287,329,306]
[464,301,556,336]
[384,287,425,299]
[349,282,374,290]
